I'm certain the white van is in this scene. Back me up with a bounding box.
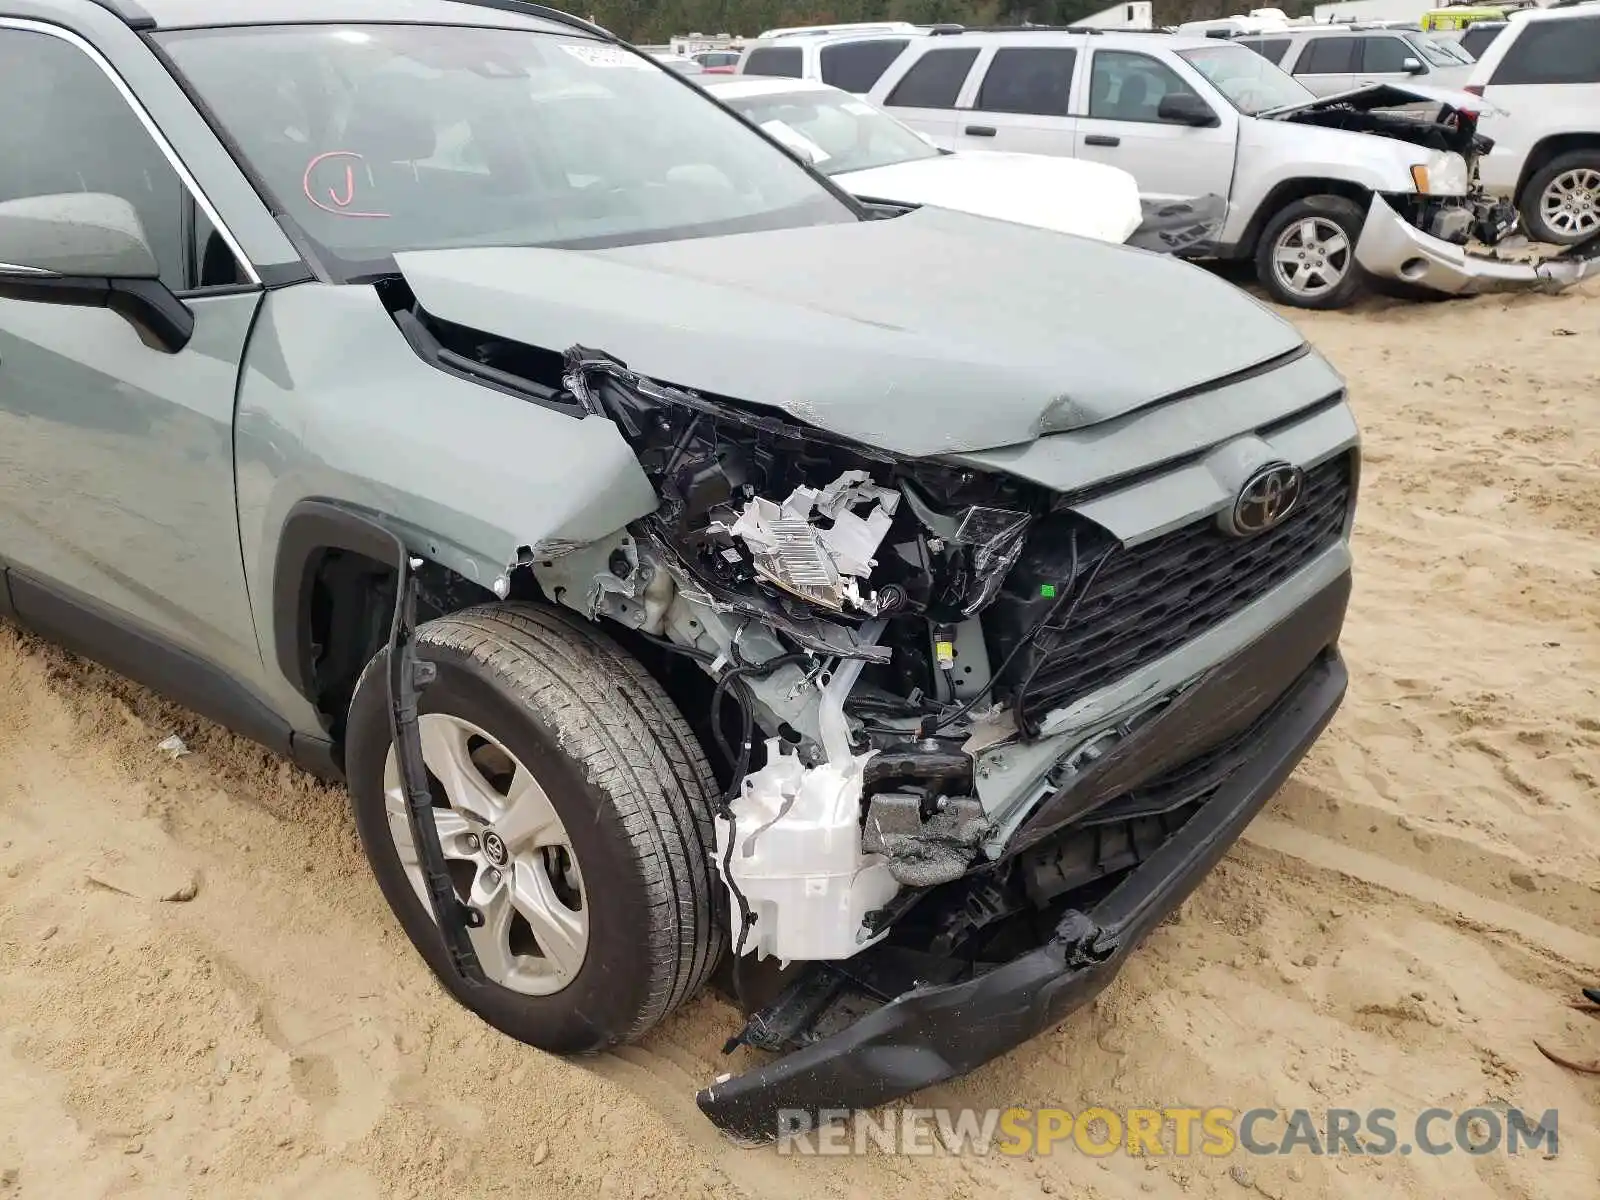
[736,28,929,94]
[1176,9,1293,38]
[755,21,919,40]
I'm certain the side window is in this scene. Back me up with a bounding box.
[885,47,980,108]
[190,203,250,289]
[744,46,804,78]
[0,27,193,292]
[819,39,908,92]
[1361,36,1417,74]
[1236,37,1291,65]
[1491,17,1600,85]
[974,47,1078,117]
[1459,26,1502,60]
[1295,36,1360,75]
[1087,50,1201,123]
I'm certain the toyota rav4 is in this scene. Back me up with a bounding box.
[0,0,1359,1141]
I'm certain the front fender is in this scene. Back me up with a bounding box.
[236,283,657,717]
[1228,118,1420,242]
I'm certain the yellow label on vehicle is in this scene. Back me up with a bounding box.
[1421,7,1504,30]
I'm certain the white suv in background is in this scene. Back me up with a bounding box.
[735,28,926,93]
[1235,25,1474,95]
[861,28,1596,307]
[1465,4,1600,245]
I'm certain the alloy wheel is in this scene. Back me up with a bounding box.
[1271,216,1351,299]
[383,713,588,995]
[1539,167,1600,240]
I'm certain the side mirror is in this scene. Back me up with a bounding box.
[0,192,193,353]
[1402,56,1424,73]
[1157,92,1221,127]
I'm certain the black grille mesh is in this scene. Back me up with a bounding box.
[1020,452,1354,720]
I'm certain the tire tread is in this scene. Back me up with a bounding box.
[408,603,725,1043]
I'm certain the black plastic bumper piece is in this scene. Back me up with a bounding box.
[696,651,1348,1142]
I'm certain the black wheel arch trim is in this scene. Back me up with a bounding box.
[271,499,407,710]
[1516,135,1600,202]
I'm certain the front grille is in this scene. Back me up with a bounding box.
[1020,452,1353,720]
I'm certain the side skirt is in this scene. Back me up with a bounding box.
[0,562,339,781]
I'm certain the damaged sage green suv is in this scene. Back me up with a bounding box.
[0,0,1358,1142]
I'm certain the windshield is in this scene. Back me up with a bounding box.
[1177,43,1316,114]
[719,89,941,175]
[157,24,854,277]
[1408,33,1469,65]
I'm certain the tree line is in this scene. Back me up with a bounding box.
[583,0,1322,46]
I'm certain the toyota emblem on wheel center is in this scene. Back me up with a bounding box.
[1226,462,1306,537]
[481,831,509,868]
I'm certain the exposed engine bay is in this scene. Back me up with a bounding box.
[1281,99,1491,159]
[517,345,1133,965]
[380,249,1354,993]
[1277,90,1518,250]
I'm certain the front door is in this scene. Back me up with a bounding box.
[1074,48,1237,204]
[0,23,263,675]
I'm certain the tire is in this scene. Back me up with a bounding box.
[1254,195,1367,310]
[345,602,726,1053]
[1519,151,1600,247]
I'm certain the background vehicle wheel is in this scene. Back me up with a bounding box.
[1520,152,1600,246]
[1255,195,1366,310]
[346,602,725,1053]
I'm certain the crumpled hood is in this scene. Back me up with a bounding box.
[394,205,1304,458]
[1264,80,1507,120]
[834,151,1144,246]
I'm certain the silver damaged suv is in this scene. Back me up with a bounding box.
[0,0,1359,1141]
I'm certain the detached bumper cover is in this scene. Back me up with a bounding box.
[1354,193,1600,295]
[696,649,1348,1143]
[1127,193,1228,256]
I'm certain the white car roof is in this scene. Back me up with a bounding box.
[1512,1,1600,20]
[757,22,919,38]
[906,29,1234,53]
[755,27,932,50]
[704,76,837,100]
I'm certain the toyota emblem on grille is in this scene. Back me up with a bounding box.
[1227,462,1305,537]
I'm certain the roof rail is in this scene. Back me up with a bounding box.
[80,0,615,38]
[928,23,1102,35]
[81,0,156,30]
[926,24,1177,37]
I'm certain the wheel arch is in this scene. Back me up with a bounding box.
[272,500,405,711]
[1514,134,1600,202]
[271,500,504,758]
[1237,178,1374,257]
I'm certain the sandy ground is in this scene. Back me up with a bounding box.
[2,281,1598,1200]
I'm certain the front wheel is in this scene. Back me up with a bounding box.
[345,603,726,1053]
[1255,195,1366,310]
